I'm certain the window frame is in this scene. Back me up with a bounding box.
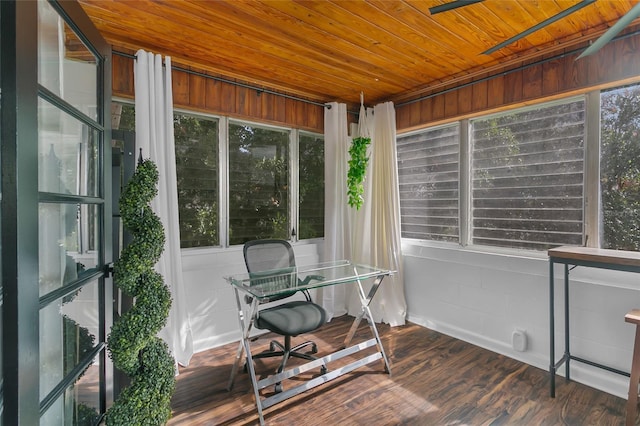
[172,108,221,249]
[115,102,325,251]
[398,92,614,255]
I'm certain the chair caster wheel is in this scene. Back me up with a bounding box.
[275,383,283,393]
[309,343,318,354]
[320,365,328,375]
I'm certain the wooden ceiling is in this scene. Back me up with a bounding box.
[78,0,640,106]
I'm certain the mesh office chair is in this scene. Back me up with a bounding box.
[243,239,327,392]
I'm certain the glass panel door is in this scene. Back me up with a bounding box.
[36,1,111,424]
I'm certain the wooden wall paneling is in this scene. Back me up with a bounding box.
[432,95,445,121]
[112,54,134,97]
[219,80,236,114]
[604,38,631,84]
[522,62,542,100]
[260,91,276,122]
[419,97,433,125]
[188,71,206,109]
[396,105,411,130]
[235,86,249,117]
[562,52,588,91]
[408,101,420,128]
[587,43,614,86]
[249,90,261,118]
[110,53,323,132]
[620,35,640,80]
[486,74,504,109]
[205,78,222,113]
[503,68,523,104]
[285,98,298,128]
[297,101,309,129]
[394,33,640,133]
[541,56,561,97]
[172,69,189,106]
[457,84,473,115]
[273,95,287,124]
[306,104,323,132]
[444,90,458,118]
[471,79,488,112]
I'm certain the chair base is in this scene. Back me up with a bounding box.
[247,335,327,392]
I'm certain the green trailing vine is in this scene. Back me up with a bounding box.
[347,136,371,209]
[106,158,175,425]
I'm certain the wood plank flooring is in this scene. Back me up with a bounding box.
[169,315,631,425]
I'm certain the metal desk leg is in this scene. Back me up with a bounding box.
[343,273,392,374]
[226,290,266,425]
[549,259,556,397]
[564,264,570,381]
[549,259,556,398]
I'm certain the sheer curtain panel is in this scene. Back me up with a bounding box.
[349,101,407,326]
[134,49,194,367]
[320,102,351,320]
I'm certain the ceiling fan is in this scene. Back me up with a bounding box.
[428,0,640,59]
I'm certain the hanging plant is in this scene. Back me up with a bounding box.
[106,158,175,425]
[347,136,371,209]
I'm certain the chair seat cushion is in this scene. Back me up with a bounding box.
[256,300,326,336]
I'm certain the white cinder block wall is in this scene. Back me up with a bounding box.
[180,238,638,398]
[403,241,640,399]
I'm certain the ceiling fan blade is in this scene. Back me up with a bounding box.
[577,2,640,59]
[429,0,483,15]
[482,0,596,55]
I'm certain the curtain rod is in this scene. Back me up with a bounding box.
[113,50,332,109]
[396,28,640,108]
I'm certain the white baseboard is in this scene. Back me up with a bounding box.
[406,313,630,400]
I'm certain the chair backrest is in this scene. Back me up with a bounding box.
[243,239,297,302]
[244,239,296,273]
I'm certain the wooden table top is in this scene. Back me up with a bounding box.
[548,246,640,268]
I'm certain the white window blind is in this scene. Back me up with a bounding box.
[397,124,460,242]
[471,99,585,250]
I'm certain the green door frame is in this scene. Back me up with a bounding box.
[1,0,113,423]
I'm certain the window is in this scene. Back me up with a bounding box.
[397,125,460,242]
[600,84,640,251]
[398,98,588,252]
[112,102,324,248]
[174,114,219,248]
[228,122,290,246]
[471,100,585,250]
[298,132,324,240]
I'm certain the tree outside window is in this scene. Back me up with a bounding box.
[228,123,290,245]
[600,84,640,251]
[298,132,324,240]
[174,114,219,248]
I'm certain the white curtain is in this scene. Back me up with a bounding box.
[320,102,351,320]
[134,49,194,367]
[348,101,407,326]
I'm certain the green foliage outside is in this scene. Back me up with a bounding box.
[472,101,586,250]
[228,123,290,245]
[601,85,640,251]
[115,103,325,247]
[174,114,219,248]
[299,133,324,239]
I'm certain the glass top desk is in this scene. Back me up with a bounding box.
[225,260,394,425]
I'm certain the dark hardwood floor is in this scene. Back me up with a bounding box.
[169,315,630,425]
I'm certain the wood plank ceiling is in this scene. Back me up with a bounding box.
[78,0,640,106]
